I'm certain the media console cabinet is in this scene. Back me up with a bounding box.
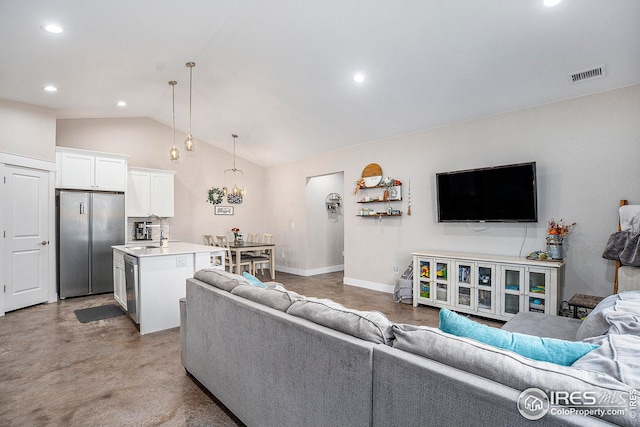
[412,250,564,321]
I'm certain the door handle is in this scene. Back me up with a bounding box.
[40,240,49,245]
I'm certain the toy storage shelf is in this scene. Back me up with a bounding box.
[412,250,564,322]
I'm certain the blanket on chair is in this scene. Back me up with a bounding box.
[603,231,640,267]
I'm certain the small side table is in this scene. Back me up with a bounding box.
[567,293,604,319]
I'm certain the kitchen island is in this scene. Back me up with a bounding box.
[112,242,225,335]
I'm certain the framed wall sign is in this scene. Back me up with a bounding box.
[215,206,234,215]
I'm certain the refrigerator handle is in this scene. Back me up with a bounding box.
[80,202,85,215]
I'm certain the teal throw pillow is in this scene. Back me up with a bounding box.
[242,271,267,288]
[438,308,598,366]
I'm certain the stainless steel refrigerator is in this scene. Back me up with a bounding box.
[56,190,125,298]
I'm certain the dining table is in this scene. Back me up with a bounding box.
[228,241,276,280]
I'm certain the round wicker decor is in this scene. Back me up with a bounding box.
[362,163,382,187]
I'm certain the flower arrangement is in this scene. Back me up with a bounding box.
[231,227,240,240]
[547,218,576,236]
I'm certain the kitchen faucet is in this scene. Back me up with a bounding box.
[143,214,168,247]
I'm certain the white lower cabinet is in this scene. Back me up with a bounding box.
[112,245,225,335]
[413,251,563,321]
[113,249,127,310]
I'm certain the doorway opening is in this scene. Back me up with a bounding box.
[305,172,344,275]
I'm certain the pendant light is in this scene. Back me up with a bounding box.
[222,134,245,197]
[168,80,179,161]
[184,62,195,151]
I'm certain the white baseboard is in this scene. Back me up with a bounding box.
[343,276,394,294]
[275,264,344,277]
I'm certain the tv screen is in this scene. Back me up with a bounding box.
[436,162,537,223]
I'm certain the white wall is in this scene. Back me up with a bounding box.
[302,173,344,274]
[264,84,640,300]
[56,118,266,245]
[0,99,56,162]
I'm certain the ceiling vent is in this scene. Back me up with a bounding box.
[568,64,606,83]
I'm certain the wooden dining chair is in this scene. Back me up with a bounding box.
[215,235,252,274]
[252,233,274,276]
[246,232,261,256]
[203,234,215,246]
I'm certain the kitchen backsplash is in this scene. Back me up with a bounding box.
[126,217,171,244]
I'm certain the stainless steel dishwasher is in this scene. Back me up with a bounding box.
[124,254,140,324]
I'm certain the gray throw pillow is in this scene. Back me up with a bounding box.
[230,285,304,312]
[286,298,394,345]
[193,268,251,292]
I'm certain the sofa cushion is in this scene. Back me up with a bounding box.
[439,308,598,366]
[575,290,640,340]
[230,285,304,312]
[193,268,251,292]
[392,323,632,426]
[287,298,394,345]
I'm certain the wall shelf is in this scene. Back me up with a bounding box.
[357,213,403,217]
[356,182,402,217]
[358,198,402,204]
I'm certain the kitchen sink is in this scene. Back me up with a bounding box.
[125,245,160,250]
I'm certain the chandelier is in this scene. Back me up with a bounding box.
[184,62,195,151]
[168,80,179,161]
[223,134,245,197]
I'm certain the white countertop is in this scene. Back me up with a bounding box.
[112,241,225,258]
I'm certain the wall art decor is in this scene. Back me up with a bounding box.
[215,206,234,215]
[208,187,224,205]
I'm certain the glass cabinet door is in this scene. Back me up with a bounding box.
[476,264,495,314]
[455,262,474,309]
[434,260,450,304]
[501,266,524,316]
[526,269,549,314]
[418,259,432,300]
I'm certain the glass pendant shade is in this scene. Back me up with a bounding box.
[169,145,179,160]
[185,135,194,151]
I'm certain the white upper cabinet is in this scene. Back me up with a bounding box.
[56,147,128,191]
[126,167,175,217]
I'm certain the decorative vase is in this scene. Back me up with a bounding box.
[546,235,564,259]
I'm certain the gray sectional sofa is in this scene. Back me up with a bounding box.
[180,269,640,427]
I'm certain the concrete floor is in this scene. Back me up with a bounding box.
[0,271,502,427]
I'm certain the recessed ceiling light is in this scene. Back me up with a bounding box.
[43,24,63,33]
[543,0,561,6]
[42,85,58,92]
[353,73,366,84]
[116,101,128,107]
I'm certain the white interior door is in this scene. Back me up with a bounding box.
[3,165,50,312]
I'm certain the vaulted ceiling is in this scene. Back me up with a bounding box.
[2,0,639,166]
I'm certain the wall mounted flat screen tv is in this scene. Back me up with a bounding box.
[436,162,538,223]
